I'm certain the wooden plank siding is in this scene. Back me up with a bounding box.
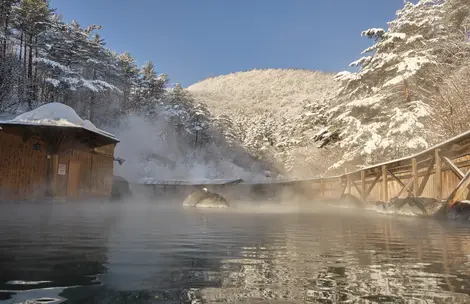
[0,132,49,200]
[0,130,116,201]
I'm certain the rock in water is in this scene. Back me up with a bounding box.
[183,188,210,207]
[183,188,230,208]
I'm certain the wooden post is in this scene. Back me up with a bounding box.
[412,158,418,197]
[339,177,347,199]
[50,154,59,198]
[365,171,381,200]
[416,157,435,197]
[361,170,366,201]
[446,170,470,210]
[435,149,442,201]
[320,179,325,198]
[382,165,388,202]
[345,168,351,195]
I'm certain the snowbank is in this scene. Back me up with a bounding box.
[5,102,117,140]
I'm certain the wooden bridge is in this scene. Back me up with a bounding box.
[302,129,470,214]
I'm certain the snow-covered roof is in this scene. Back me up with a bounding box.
[139,177,243,185]
[0,102,118,142]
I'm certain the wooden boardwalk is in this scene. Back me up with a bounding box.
[301,130,470,212]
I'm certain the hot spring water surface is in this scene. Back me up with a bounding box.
[1,200,470,303]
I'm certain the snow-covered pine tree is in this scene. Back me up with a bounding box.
[118,52,139,113]
[309,0,468,170]
[15,0,54,108]
[133,60,167,114]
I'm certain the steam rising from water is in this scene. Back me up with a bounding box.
[111,115,269,183]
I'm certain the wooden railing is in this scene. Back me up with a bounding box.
[301,130,470,210]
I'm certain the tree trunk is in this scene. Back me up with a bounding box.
[3,13,9,58]
[33,36,38,101]
[27,34,34,109]
[18,30,22,61]
[89,69,97,122]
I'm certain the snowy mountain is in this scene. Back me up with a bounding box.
[188,69,340,178]
[187,0,470,178]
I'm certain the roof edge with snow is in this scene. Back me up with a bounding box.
[0,102,119,143]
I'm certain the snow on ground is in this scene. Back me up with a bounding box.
[4,102,117,140]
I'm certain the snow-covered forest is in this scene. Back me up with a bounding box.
[1,0,470,181]
[190,0,470,178]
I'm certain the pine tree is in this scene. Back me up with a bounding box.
[309,0,469,169]
[0,0,19,57]
[16,0,53,108]
[118,52,139,112]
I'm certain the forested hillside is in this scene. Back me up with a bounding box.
[188,69,339,177]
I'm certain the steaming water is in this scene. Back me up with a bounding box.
[1,201,470,303]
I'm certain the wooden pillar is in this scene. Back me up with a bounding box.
[382,165,388,202]
[435,149,442,201]
[361,170,366,201]
[412,158,418,197]
[50,154,59,198]
[320,179,325,198]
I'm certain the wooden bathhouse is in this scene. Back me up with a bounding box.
[0,103,120,201]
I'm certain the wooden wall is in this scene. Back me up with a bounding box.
[0,130,115,201]
[0,132,49,200]
[55,148,114,199]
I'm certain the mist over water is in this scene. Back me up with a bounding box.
[110,115,270,184]
[1,199,470,303]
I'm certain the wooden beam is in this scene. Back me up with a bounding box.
[351,179,362,197]
[412,158,419,197]
[416,156,435,197]
[345,169,351,195]
[435,149,442,201]
[446,170,470,211]
[441,155,464,179]
[396,176,414,198]
[49,154,59,198]
[361,170,366,201]
[365,171,381,199]
[382,165,388,202]
[339,178,346,199]
[386,169,414,197]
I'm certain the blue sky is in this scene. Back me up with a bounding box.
[49,0,404,87]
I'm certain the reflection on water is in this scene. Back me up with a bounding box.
[1,201,470,303]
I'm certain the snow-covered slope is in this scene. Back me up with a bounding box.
[188,69,337,121]
[188,69,339,178]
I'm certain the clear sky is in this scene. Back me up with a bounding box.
[49,0,404,87]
